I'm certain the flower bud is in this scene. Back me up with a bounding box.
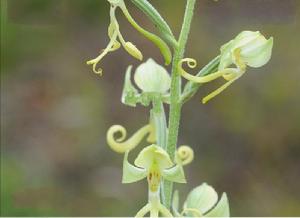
[124,42,143,61]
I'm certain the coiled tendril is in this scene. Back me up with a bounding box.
[106,123,155,153]
[178,58,243,104]
[177,145,194,166]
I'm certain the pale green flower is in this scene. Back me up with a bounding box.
[122,144,186,217]
[86,0,142,75]
[86,0,172,76]
[219,31,273,70]
[178,30,273,103]
[121,60,171,107]
[172,183,230,217]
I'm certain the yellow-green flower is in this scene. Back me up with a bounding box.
[179,30,273,103]
[172,183,230,217]
[122,144,186,217]
[86,0,172,76]
[86,0,142,75]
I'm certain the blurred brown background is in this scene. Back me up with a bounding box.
[1,0,300,216]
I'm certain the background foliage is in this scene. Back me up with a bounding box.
[1,0,300,216]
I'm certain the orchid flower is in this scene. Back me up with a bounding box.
[178,31,273,103]
[86,0,171,76]
[122,59,171,107]
[122,144,186,217]
[172,183,230,217]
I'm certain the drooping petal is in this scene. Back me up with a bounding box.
[202,72,241,104]
[162,164,186,183]
[135,203,151,217]
[86,29,119,75]
[122,152,147,183]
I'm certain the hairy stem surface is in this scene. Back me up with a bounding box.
[164,0,196,209]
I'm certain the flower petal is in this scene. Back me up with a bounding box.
[205,193,230,217]
[134,59,171,93]
[121,66,139,107]
[183,183,218,215]
[122,152,147,183]
[162,164,186,183]
[134,144,173,170]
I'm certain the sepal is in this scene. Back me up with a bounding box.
[177,183,230,217]
[183,183,218,215]
[162,164,186,183]
[122,151,147,183]
[121,66,139,107]
[205,193,230,217]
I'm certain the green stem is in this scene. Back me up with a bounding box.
[151,99,168,205]
[164,0,196,209]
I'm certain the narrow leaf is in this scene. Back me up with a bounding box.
[130,0,178,48]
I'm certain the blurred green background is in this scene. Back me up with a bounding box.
[1,0,300,216]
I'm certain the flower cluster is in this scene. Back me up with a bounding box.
[86,1,274,217]
[105,59,196,216]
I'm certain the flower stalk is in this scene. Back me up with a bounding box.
[165,0,196,208]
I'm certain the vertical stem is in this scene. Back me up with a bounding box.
[164,0,196,208]
[151,99,168,205]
